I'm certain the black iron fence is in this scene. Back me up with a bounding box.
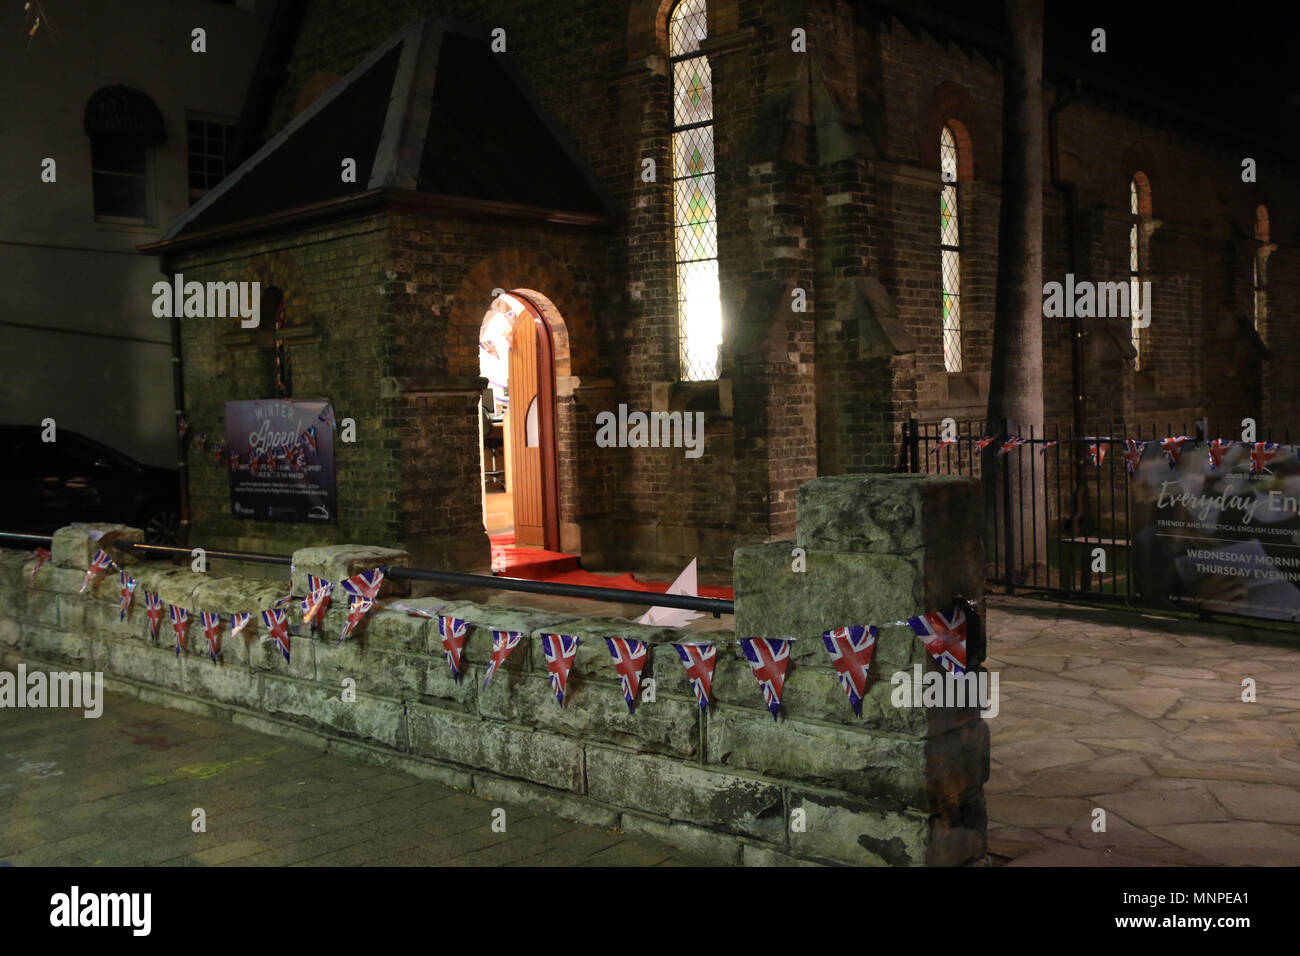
[901,417,1295,604]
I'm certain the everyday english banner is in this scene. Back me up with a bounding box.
[1131,441,1300,621]
[224,399,336,524]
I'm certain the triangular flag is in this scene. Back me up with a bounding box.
[170,605,189,656]
[230,612,253,638]
[908,607,968,675]
[973,436,997,452]
[261,608,291,663]
[201,611,224,664]
[144,591,164,641]
[1207,438,1233,471]
[1250,441,1279,477]
[739,638,791,720]
[29,548,51,576]
[1160,435,1192,469]
[438,616,469,681]
[339,595,374,643]
[80,549,114,593]
[998,436,1026,456]
[301,575,333,629]
[672,642,717,711]
[483,629,524,687]
[821,626,877,717]
[604,638,647,714]
[635,559,703,627]
[1124,439,1147,476]
[540,633,579,707]
[119,572,136,622]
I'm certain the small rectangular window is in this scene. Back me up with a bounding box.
[186,116,236,204]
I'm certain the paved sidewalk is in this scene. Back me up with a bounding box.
[0,694,713,867]
[986,598,1300,866]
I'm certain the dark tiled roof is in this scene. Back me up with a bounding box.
[161,18,610,242]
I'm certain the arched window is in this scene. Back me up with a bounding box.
[1128,175,1150,369]
[669,0,720,382]
[1254,204,1270,333]
[83,86,165,222]
[939,125,962,372]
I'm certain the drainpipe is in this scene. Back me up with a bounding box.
[167,271,191,548]
[1049,79,1087,528]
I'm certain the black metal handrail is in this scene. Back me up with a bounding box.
[0,533,734,617]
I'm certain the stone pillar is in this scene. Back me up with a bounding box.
[732,473,988,865]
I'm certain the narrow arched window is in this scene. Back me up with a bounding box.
[83,86,165,222]
[670,0,720,382]
[940,125,962,372]
[1129,175,1150,369]
[1254,204,1270,334]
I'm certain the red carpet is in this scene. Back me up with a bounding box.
[489,533,734,600]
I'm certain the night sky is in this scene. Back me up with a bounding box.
[926,0,1297,140]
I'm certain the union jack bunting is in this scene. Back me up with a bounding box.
[339,595,374,643]
[821,625,878,717]
[247,454,259,477]
[318,406,336,430]
[29,548,51,576]
[673,642,717,712]
[1123,439,1147,476]
[1087,439,1109,467]
[210,442,224,463]
[301,575,333,629]
[301,426,318,453]
[195,433,207,452]
[229,451,240,473]
[177,415,189,439]
[261,608,291,663]
[438,616,469,681]
[540,634,579,707]
[1207,438,1233,471]
[119,571,136,622]
[929,438,957,455]
[201,611,224,664]
[483,630,524,687]
[604,638,648,714]
[230,611,253,638]
[908,606,967,675]
[1250,441,1279,477]
[170,605,190,657]
[1160,435,1192,469]
[341,568,386,601]
[1039,441,1059,455]
[973,436,997,453]
[999,436,1027,456]
[739,638,791,721]
[80,549,114,593]
[144,591,164,641]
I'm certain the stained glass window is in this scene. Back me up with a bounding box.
[1129,177,1145,369]
[670,0,720,382]
[940,126,962,373]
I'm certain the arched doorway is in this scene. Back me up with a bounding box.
[479,290,560,551]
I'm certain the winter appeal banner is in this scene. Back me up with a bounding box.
[1131,440,1300,622]
[225,399,337,524]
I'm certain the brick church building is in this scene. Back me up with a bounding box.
[142,0,1299,573]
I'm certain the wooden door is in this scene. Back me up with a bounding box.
[508,310,546,547]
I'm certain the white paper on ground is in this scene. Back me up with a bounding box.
[636,558,704,627]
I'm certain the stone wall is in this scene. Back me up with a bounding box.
[0,474,988,866]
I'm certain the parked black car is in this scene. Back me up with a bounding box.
[0,425,180,544]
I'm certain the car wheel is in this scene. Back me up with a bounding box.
[140,505,180,545]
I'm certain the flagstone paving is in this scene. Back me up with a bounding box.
[985,597,1300,866]
[0,693,714,867]
[2,594,1297,866]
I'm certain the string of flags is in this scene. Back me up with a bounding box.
[177,410,337,474]
[27,543,976,720]
[934,433,1291,478]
